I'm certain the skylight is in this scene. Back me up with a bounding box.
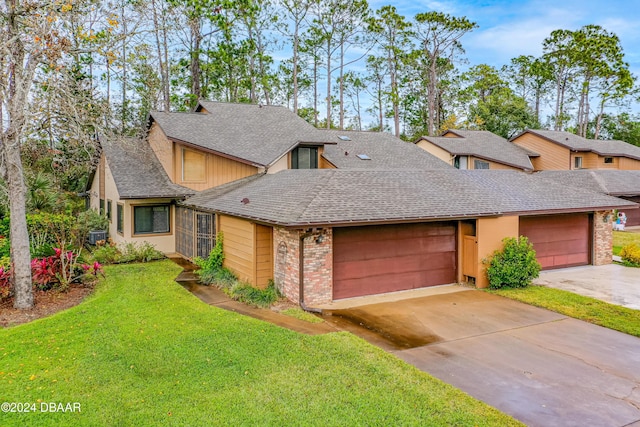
[338,135,351,141]
[357,154,371,160]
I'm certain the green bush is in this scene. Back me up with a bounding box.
[620,243,640,267]
[91,241,164,265]
[194,233,224,272]
[228,280,281,308]
[484,236,541,289]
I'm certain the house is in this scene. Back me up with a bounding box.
[89,101,450,257]
[537,170,640,226]
[510,129,640,171]
[182,169,636,306]
[415,129,534,171]
[88,137,194,252]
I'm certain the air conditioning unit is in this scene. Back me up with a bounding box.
[88,230,108,245]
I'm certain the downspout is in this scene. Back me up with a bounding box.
[298,230,323,314]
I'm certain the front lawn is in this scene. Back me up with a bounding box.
[491,286,640,338]
[613,230,640,256]
[0,261,520,426]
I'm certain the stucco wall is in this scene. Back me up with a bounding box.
[475,216,520,288]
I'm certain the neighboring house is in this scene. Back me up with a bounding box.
[415,129,534,171]
[510,129,640,171]
[538,170,640,226]
[182,169,635,306]
[89,101,449,257]
[88,138,194,253]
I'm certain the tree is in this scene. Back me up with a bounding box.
[502,55,553,123]
[542,29,577,131]
[278,0,311,114]
[1,0,64,308]
[413,11,477,136]
[369,5,412,137]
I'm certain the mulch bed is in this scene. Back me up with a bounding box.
[0,284,94,328]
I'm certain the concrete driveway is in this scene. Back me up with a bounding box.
[534,264,640,309]
[321,289,640,427]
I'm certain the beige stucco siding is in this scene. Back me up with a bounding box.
[475,216,520,288]
[512,133,570,170]
[268,154,289,173]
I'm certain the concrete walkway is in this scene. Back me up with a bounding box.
[534,264,640,309]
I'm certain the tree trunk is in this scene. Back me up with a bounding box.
[326,39,332,129]
[292,23,299,114]
[151,0,170,111]
[190,18,202,104]
[339,43,344,130]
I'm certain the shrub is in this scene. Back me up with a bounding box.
[484,236,541,289]
[228,280,281,308]
[91,241,164,264]
[620,244,640,267]
[77,209,109,234]
[0,266,12,301]
[194,233,224,272]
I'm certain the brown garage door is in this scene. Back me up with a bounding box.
[333,222,457,300]
[519,214,591,270]
[620,197,640,227]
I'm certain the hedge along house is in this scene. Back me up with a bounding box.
[182,169,636,307]
[415,129,535,171]
[537,170,640,226]
[87,138,194,252]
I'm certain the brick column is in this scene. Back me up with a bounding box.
[272,227,333,306]
[593,210,613,266]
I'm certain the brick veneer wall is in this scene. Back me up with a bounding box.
[273,227,333,306]
[593,210,613,266]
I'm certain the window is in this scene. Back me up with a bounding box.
[604,157,614,164]
[107,200,113,221]
[117,204,124,234]
[133,205,170,235]
[99,199,105,215]
[574,156,583,169]
[474,160,490,170]
[182,148,206,181]
[291,147,318,169]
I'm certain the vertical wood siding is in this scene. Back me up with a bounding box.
[512,133,570,170]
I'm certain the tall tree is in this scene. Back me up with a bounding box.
[413,11,477,136]
[369,5,412,137]
[502,55,553,123]
[278,0,311,114]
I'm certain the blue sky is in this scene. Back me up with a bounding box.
[368,0,640,78]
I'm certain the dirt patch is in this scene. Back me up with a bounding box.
[0,284,94,328]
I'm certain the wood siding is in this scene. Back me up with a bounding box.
[148,122,175,180]
[512,133,571,170]
[255,225,273,289]
[619,157,640,170]
[469,156,520,170]
[174,144,258,191]
[416,140,452,164]
[220,215,255,284]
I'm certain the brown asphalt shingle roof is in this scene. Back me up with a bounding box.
[538,170,640,196]
[150,103,330,167]
[418,130,534,171]
[319,129,450,170]
[513,130,640,160]
[102,138,194,199]
[182,169,636,227]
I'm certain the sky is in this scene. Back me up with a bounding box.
[367,0,640,77]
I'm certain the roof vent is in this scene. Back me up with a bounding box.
[356,154,371,160]
[344,151,349,156]
[241,198,250,205]
[338,135,351,141]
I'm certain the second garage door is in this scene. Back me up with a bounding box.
[519,214,591,270]
[333,222,457,300]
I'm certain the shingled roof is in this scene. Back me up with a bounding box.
[182,169,635,227]
[101,138,194,199]
[417,130,534,171]
[319,129,450,169]
[538,170,640,196]
[150,102,329,167]
[512,130,640,160]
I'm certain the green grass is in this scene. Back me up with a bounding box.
[490,286,640,337]
[281,307,325,324]
[613,230,640,255]
[0,261,520,426]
